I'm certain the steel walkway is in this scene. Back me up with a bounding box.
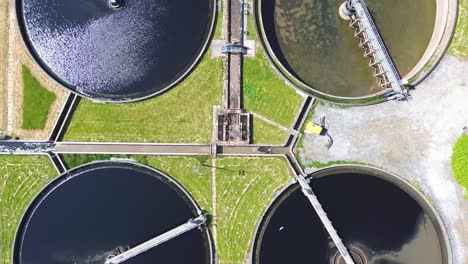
[104,215,206,264]
[345,0,408,100]
[296,174,355,264]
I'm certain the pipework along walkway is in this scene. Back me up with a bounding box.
[104,215,207,264]
[342,0,408,100]
[296,174,355,264]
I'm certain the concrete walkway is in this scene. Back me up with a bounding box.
[299,55,468,263]
[55,142,213,155]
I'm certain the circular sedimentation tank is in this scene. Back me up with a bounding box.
[16,0,215,102]
[13,161,214,264]
[254,0,455,103]
[253,165,451,264]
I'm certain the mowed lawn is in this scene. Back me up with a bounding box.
[215,157,292,263]
[251,116,288,145]
[21,66,56,130]
[243,16,303,128]
[63,53,222,143]
[0,155,56,264]
[61,155,213,212]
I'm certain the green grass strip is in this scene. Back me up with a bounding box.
[452,135,468,191]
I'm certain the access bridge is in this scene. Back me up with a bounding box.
[342,0,409,100]
[296,174,355,264]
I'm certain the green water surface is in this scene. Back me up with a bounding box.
[269,0,436,97]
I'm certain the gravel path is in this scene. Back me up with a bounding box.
[0,0,8,131]
[299,55,468,263]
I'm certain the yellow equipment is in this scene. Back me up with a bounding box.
[305,122,323,135]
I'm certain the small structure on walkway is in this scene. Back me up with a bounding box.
[221,42,248,55]
[216,109,250,144]
[215,0,251,145]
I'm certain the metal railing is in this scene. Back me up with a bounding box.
[346,0,408,100]
[104,215,206,264]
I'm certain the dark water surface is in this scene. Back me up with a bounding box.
[258,0,436,97]
[254,173,444,264]
[18,0,213,101]
[15,163,210,264]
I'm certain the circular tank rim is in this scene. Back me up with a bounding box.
[14,0,217,103]
[253,0,458,105]
[250,164,452,264]
[11,160,216,264]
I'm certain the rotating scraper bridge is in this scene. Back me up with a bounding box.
[104,215,207,264]
[343,0,408,100]
[0,0,414,263]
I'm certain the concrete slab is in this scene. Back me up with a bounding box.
[211,40,226,58]
[244,40,256,57]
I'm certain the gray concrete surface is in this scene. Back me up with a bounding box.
[299,55,468,263]
[211,40,226,57]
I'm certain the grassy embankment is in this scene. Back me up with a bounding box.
[21,66,56,130]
